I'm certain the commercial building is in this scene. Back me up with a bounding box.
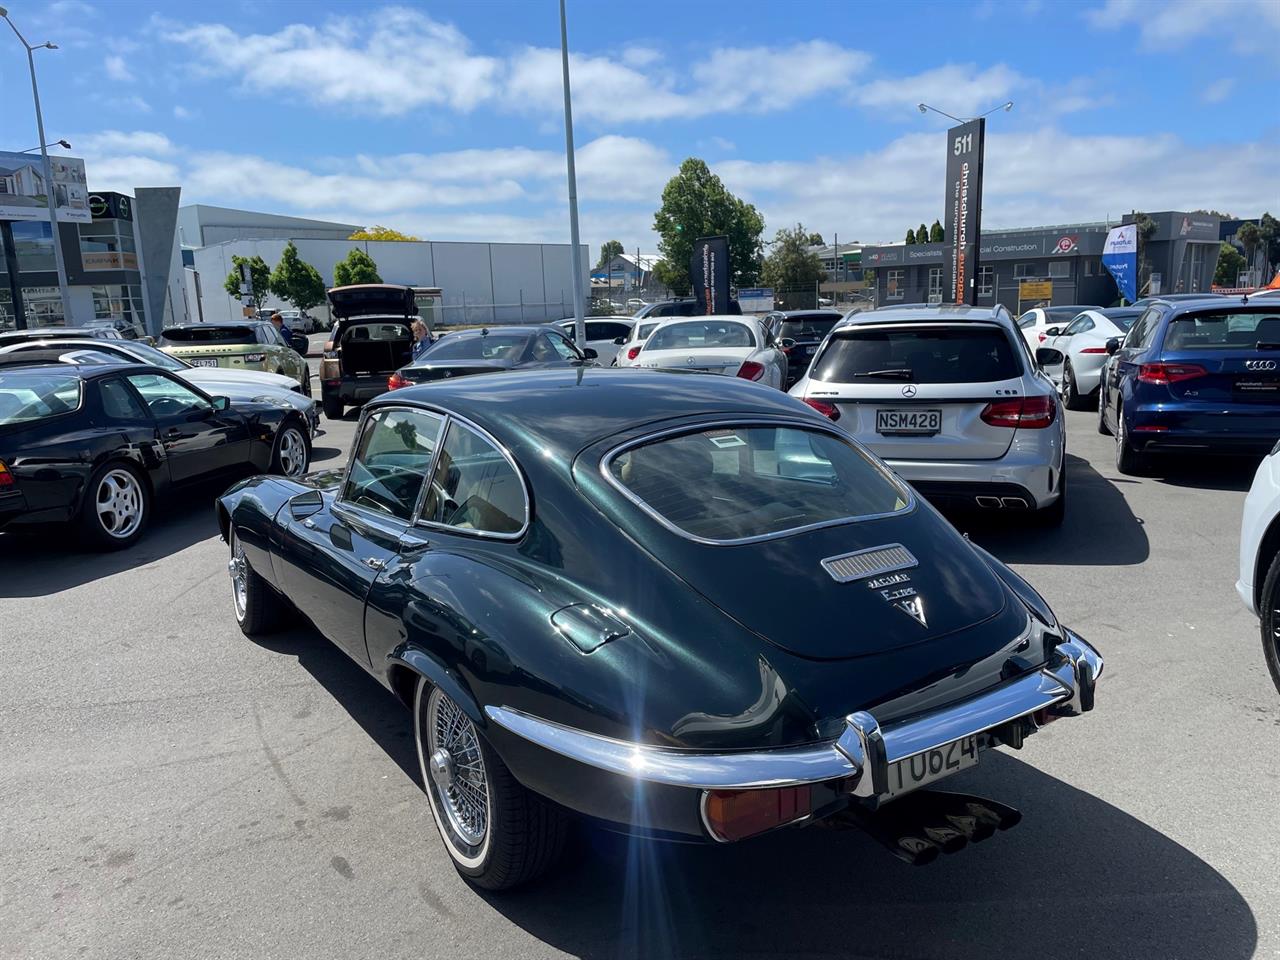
[178,205,361,247]
[860,211,1222,312]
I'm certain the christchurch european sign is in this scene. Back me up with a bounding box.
[943,119,985,304]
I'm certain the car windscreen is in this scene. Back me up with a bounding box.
[1162,311,1280,350]
[779,316,840,340]
[645,321,755,351]
[810,324,1020,384]
[1103,311,1141,332]
[418,333,527,362]
[1046,307,1086,324]
[112,341,187,370]
[0,372,82,425]
[607,425,910,542]
[161,326,256,345]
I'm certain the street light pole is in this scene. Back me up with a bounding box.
[558,0,586,348]
[1,8,74,326]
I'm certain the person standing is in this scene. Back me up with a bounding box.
[411,319,431,360]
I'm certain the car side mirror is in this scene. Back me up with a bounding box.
[211,395,231,412]
[780,337,797,349]
[1043,326,1061,337]
[1035,347,1064,367]
[582,347,598,359]
[1105,337,1121,355]
[612,337,625,345]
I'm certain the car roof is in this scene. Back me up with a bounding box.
[366,368,812,457]
[773,310,843,319]
[556,316,635,324]
[163,322,259,330]
[1164,295,1278,314]
[0,338,139,353]
[443,326,543,340]
[0,359,154,378]
[839,303,1014,329]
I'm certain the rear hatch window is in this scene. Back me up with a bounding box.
[1159,309,1280,403]
[419,333,527,362]
[645,321,755,351]
[606,424,909,542]
[162,327,256,345]
[811,324,1020,384]
[0,372,82,425]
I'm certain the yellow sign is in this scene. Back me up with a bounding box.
[1019,280,1053,300]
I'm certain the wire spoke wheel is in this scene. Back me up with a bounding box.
[419,685,490,863]
[95,468,143,539]
[228,531,248,622]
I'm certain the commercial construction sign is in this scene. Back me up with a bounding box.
[0,151,91,223]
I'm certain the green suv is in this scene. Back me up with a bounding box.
[160,322,311,395]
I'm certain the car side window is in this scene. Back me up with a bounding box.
[1064,316,1094,335]
[1016,312,1037,329]
[420,421,525,536]
[341,408,445,521]
[98,377,151,423]
[125,373,212,418]
[1139,310,1162,349]
[544,333,580,361]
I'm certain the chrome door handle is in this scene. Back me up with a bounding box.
[302,518,317,529]
[364,557,385,570]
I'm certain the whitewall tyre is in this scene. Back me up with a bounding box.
[229,528,289,635]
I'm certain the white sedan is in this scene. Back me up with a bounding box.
[1040,307,1142,409]
[629,315,787,389]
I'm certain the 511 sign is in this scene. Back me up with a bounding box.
[943,118,985,305]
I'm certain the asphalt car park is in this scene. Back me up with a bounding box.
[2,407,1278,959]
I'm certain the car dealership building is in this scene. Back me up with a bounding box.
[861,211,1222,312]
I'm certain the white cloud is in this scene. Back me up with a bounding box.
[104,55,133,82]
[173,105,194,120]
[1201,78,1236,104]
[76,131,176,155]
[1086,0,1280,52]
[855,64,1024,118]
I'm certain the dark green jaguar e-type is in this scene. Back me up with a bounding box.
[217,368,1102,890]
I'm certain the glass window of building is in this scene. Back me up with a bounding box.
[886,269,905,300]
[79,220,138,269]
[1048,260,1071,278]
[11,221,56,272]
[92,284,147,326]
[978,265,995,296]
[1013,263,1036,278]
[927,267,943,301]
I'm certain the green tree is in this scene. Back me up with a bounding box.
[905,228,917,245]
[1193,209,1236,219]
[333,248,383,286]
[1213,242,1246,287]
[918,224,929,246]
[806,232,824,246]
[347,225,420,241]
[269,241,327,312]
[1132,212,1158,294]
[222,254,272,310]
[1238,221,1262,277]
[652,158,765,294]
[596,240,624,269]
[761,223,828,290]
[929,220,944,243]
[1259,212,1279,271]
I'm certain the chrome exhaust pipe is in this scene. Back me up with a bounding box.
[975,496,1002,509]
[1001,497,1029,510]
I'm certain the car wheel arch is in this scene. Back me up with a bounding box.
[387,646,486,728]
[88,452,155,503]
[1254,517,1280,612]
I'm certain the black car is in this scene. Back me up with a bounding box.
[761,309,844,387]
[632,298,742,319]
[320,284,421,420]
[217,368,1103,890]
[0,362,312,549]
[387,325,596,389]
[0,326,126,345]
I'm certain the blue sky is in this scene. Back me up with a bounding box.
[2,0,1277,254]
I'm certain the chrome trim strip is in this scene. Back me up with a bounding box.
[820,544,917,583]
[486,633,1102,795]
[598,417,916,547]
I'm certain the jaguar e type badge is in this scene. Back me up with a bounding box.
[894,595,928,627]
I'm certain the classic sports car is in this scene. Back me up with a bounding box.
[0,362,312,549]
[217,369,1103,890]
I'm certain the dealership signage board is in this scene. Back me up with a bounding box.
[690,235,730,315]
[737,287,774,313]
[943,119,985,304]
[1019,279,1053,301]
[0,151,91,223]
[1102,224,1138,302]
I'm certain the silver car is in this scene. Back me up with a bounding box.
[789,304,1066,524]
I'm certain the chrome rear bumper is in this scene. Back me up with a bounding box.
[485,631,1102,796]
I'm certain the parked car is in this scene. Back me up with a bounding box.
[320,284,419,420]
[553,317,634,365]
[630,315,788,388]
[1014,305,1096,352]
[626,298,648,311]
[1241,288,1280,302]
[0,362,311,549]
[613,318,667,367]
[1099,296,1280,474]
[0,326,125,345]
[83,316,146,340]
[1039,307,1142,409]
[1237,447,1280,694]
[631,299,700,320]
[388,326,596,389]
[160,322,311,394]
[790,304,1066,523]
[0,338,320,437]
[216,368,1103,889]
[762,310,844,388]
[1129,293,1225,307]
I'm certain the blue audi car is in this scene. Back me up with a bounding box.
[1099,295,1280,473]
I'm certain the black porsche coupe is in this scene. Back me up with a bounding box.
[0,362,312,549]
[217,368,1103,889]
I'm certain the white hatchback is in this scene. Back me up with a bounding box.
[554,317,635,366]
[790,304,1066,523]
[630,315,787,389]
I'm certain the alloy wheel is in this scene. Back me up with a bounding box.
[95,468,143,539]
[419,685,490,865]
[277,428,307,477]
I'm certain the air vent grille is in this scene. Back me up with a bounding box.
[821,544,917,583]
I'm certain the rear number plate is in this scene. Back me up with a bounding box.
[189,358,218,368]
[876,409,941,435]
[886,736,978,799]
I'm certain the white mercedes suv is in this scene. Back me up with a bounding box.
[789,304,1066,524]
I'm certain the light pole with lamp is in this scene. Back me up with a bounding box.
[1,6,74,326]
[21,138,71,154]
[558,0,586,348]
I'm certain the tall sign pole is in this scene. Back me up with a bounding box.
[558,0,586,347]
[1,221,28,329]
[943,118,985,305]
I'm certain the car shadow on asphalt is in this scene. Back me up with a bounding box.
[942,454,1150,566]
[1139,454,1261,493]
[0,480,225,599]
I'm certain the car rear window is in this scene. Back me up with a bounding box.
[645,320,755,351]
[0,372,82,425]
[1162,311,1280,350]
[342,322,410,343]
[779,316,839,340]
[419,334,527,362]
[606,424,910,542]
[162,326,256,345]
[636,322,660,340]
[810,325,1020,384]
